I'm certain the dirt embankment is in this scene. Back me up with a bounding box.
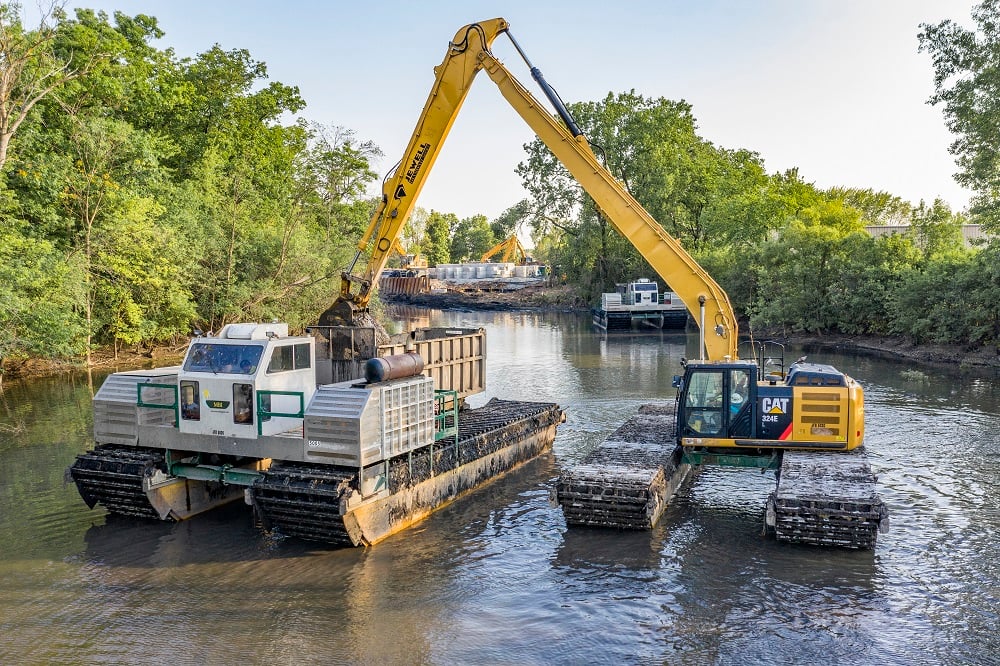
[771,332,1000,371]
[6,285,999,383]
[385,283,589,312]
[2,345,188,384]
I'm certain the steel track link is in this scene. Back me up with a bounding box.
[69,445,167,520]
[250,462,358,544]
[252,400,562,545]
[768,450,888,549]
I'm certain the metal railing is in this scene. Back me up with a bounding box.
[136,382,179,427]
[256,390,306,437]
[434,390,458,441]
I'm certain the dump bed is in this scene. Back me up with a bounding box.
[312,326,485,399]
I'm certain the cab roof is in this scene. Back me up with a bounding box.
[785,363,847,387]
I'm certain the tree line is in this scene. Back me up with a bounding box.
[0,3,996,381]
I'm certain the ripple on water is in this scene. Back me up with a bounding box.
[2,312,1000,664]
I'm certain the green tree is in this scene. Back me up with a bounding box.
[829,233,920,335]
[908,198,966,259]
[0,2,100,173]
[751,197,868,334]
[919,1,1000,226]
[827,187,912,226]
[517,91,783,301]
[297,121,381,240]
[59,115,180,360]
[892,253,977,343]
[0,218,84,384]
[423,210,454,265]
[450,214,494,262]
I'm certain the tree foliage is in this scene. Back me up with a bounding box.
[0,4,992,375]
[422,211,455,265]
[450,214,494,262]
[0,7,379,370]
[920,0,1000,226]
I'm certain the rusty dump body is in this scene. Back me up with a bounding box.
[70,323,564,547]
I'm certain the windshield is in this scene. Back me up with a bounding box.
[184,343,264,375]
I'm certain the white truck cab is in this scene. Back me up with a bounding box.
[176,322,315,439]
[621,279,659,306]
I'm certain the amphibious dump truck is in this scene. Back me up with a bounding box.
[70,323,563,546]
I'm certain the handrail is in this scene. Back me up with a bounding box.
[136,382,179,427]
[256,390,306,437]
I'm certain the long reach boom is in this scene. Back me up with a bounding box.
[319,18,737,361]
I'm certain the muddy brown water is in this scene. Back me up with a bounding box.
[1,308,998,664]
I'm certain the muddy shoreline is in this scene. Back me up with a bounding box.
[385,290,1000,372]
[5,293,997,384]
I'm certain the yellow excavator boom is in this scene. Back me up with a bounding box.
[480,235,527,264]
[320,18,737,360]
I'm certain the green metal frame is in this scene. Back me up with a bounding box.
[403,390,462,481]
[255,390,306,437]
[165,451,263,486]
[434,390,458,441]
[136,382,179,427]
[682,449,781,470]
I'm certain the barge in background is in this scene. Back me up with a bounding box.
[70,322,563,547]
[592,279,689,331]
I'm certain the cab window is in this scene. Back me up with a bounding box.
[684,370,724,436]
[730,369,750,414]
[267,343,311,373]
[180,380,200,421]
[185,343,263,375]
[233,384,253,425]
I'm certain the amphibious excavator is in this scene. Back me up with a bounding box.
[302,18,885,547]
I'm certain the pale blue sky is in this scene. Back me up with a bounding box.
[53,1,977,220]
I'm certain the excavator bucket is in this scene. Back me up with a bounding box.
[317,298,360,329]
[313,299,390,364]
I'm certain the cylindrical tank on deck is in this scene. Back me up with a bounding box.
[364,352,425,383]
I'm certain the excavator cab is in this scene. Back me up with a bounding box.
[677,361,758,441]
[676,357,861,451]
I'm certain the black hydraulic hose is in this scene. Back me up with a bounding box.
[504,30,584,137]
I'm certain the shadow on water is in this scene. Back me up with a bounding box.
[552,522,667,572]
[82,503,323,567]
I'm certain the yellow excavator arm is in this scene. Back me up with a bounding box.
[481,235,527,264]
[321,18,737,361]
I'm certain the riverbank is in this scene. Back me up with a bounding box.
[386,283,588,313]
[1,344,188,385]
[5,291,998,384]
[386,287,1000,372]
[782,332,1000,372]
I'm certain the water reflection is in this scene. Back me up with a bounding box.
[0,308,997,664]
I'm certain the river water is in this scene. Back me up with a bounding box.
[0,308,997,665]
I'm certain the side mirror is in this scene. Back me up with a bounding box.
[672,375,682,389]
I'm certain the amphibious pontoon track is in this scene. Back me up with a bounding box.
[248,399,564,545]
[69,445,167,521]
[766,449,889,549]
[250,463,357,544]
[556,404,687,530]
